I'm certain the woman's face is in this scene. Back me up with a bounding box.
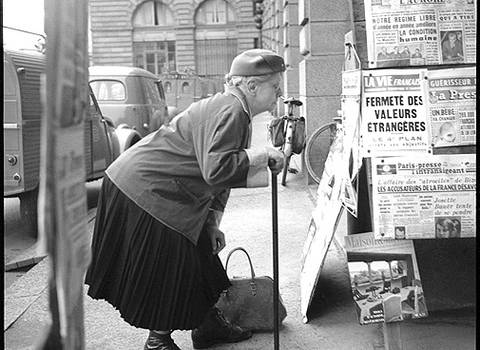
[436,222,450,238]
[250,73,283,115]
[440,123,456,142]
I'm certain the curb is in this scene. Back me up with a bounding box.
[5,245,47,272]
[4,256,50,331]
[4,208,98,331]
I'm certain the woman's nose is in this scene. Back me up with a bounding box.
[276,87,283,98]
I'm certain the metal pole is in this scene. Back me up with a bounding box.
[271,172,279,350]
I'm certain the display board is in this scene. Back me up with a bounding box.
[300,132,344,323]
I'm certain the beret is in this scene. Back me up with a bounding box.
[229,49,286,76]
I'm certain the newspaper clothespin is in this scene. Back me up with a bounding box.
[344,31,360,72]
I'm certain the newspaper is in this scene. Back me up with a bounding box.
[371,154,476,239]
[360,69,430,156]
[344,232,428,325]
[425,66,476,147]
[365,0,477,68]
[340,69,363,215]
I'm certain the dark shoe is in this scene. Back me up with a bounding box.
[191,307,252,349]
[144,331,181,350]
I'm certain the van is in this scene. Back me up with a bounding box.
[3,49,140,234]
[89,66,170,137]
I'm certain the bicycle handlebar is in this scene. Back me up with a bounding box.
[282,97,303,117]
[282,97,303,107]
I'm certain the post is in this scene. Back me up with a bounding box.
[383,322,402,350]
[36,0,90,349]
[271,172,279,350]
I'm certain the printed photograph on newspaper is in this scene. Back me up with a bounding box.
[371,154,476,239]
[424,66,476,148]
[364,0,476,68]
[360,69,430,156]
[344,232,428,325]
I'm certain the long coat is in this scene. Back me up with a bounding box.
[105,86,269,244]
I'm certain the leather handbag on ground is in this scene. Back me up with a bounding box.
[215,247,287,332]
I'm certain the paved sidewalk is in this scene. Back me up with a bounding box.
[4,171,375,350]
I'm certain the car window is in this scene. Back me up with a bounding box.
[142,78,162,105]
[90,80,126,101]
[156,81,166,100]
[88,90,101,116]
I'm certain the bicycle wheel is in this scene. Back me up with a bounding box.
[304,122,337,184]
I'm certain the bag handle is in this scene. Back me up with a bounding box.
[224,247,256,279]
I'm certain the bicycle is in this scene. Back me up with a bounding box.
[304,113,342,184]
[278,97,304,186]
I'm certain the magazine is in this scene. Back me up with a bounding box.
[344,232,428,325]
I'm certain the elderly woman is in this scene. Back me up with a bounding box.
[85,49,286,350]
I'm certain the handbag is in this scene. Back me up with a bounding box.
[268,117,286,147]
[215,247,287,331]
[291,117,306,155]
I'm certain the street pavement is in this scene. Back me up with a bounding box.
[4,113,475,349]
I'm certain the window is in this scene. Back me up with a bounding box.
[156,81,167,100]
[133,41,176,75]
[133,1,175,26]
[132,1,176,75]
[195,39,237,76]
[142,78,162,105]
[195,0,236,25]
[4,60,17,96]
[90,80,126,101]
[194,0,237,78]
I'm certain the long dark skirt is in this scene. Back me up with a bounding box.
[85,176,230,330]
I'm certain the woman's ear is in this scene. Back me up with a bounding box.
[245,79,257,95]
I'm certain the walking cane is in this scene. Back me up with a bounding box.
[270,164,280,350]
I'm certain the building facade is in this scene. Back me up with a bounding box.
[90,0,357,181]
[261,0,355,148]
[90,0,260,111]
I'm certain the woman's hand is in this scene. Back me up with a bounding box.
[266,147,284,175]
[208,226,226,255]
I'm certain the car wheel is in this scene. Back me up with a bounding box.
[127,134,141,149]
[19,188,39,238]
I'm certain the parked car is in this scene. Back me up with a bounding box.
[3,48,141,234]
[89,66,170,137]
